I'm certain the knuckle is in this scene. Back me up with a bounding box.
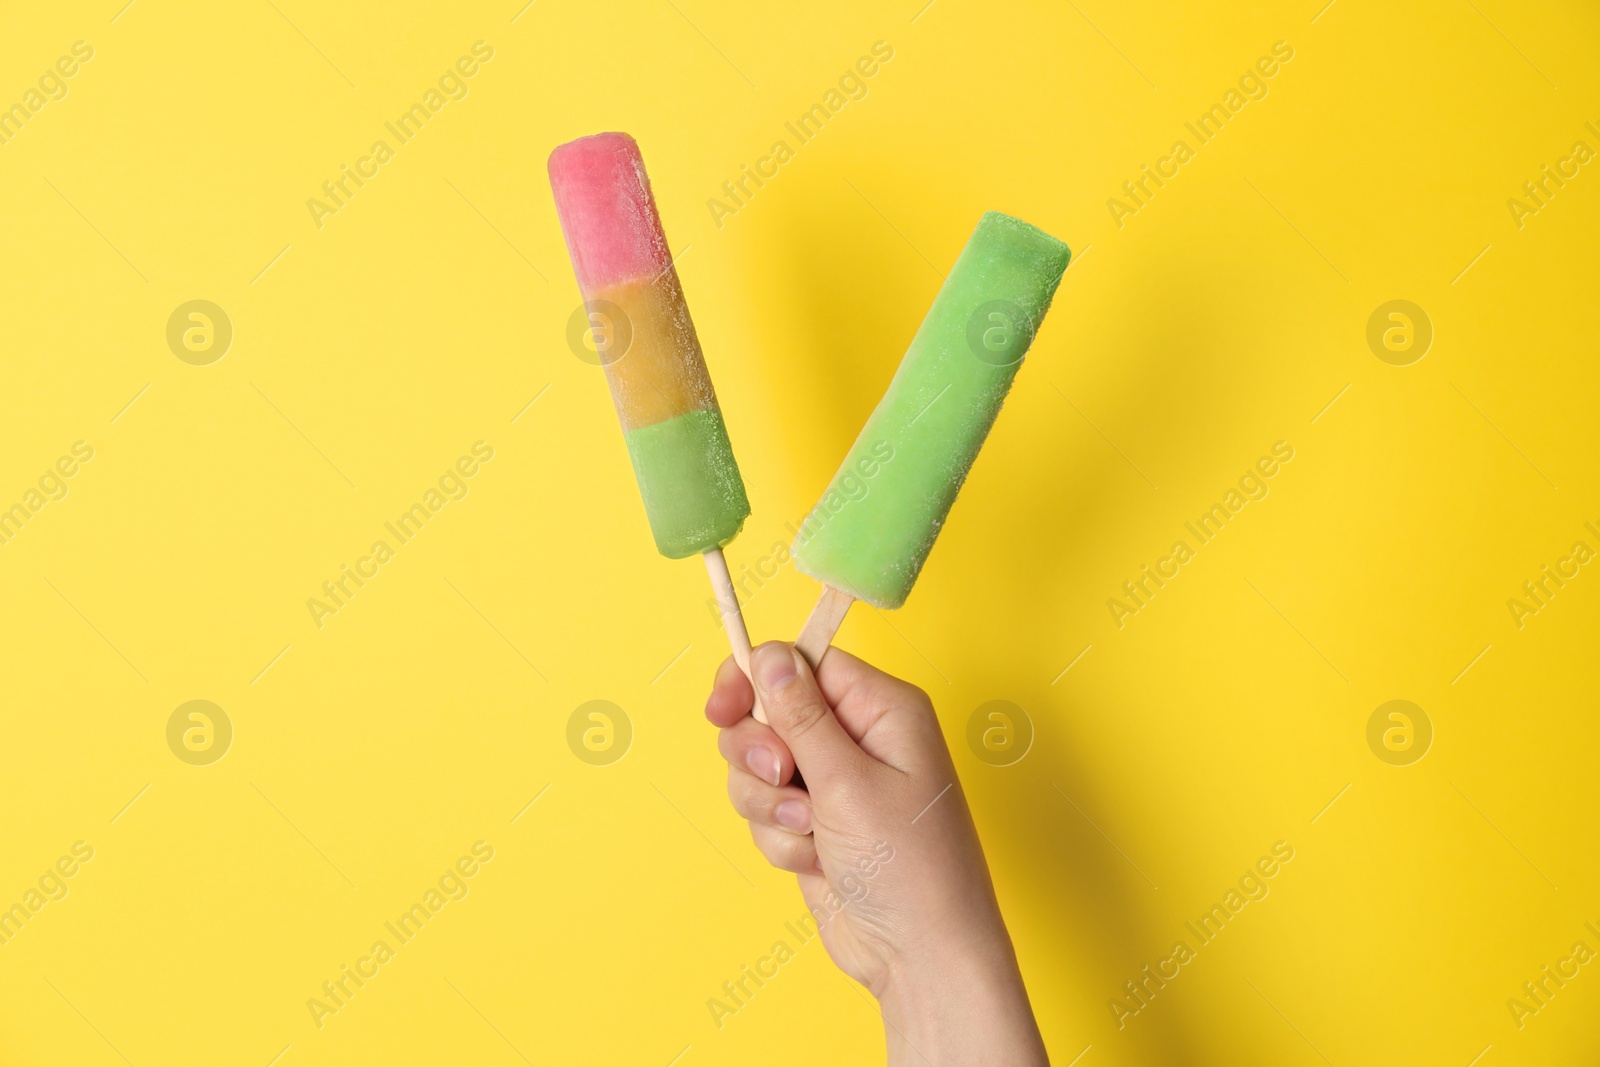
[752,825,814,874]
[773,695,826,743]
[894,683,937,726]
[717,718,760,764]
[728,770,781,823]
[824,766,870,811]
[723,729,749,757]
[896,679,933,710]
[726,772,755,814]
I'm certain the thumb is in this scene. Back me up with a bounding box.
[750,642,861,784]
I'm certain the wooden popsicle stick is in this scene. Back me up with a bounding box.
[703,548,766,723]
[794,584,855,671]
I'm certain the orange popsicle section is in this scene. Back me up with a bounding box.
[592,272,719,431]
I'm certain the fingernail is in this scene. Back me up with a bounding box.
[775,800,811,833]
[753,644,798,692]
[746,748,781,788]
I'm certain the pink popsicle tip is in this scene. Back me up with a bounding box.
[548,132,673,292]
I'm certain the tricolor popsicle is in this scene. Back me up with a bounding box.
[549,132,761,708]
[792,211,1071,666]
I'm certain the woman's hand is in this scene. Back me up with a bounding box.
[706,641,1048,1066]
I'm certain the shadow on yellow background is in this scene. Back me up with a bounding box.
[1,0,1597,1064]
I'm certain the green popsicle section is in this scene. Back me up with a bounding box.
[623,409,750,558]
[792,211,1071,607]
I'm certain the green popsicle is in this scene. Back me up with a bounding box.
[793,211,1070,633]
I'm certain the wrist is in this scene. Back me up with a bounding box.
[876,936,1047,1067]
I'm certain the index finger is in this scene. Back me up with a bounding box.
[705,654,755,728]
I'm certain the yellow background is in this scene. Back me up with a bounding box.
[1,0,1597,1064]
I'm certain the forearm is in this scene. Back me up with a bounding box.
[878,938,1048,1066]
